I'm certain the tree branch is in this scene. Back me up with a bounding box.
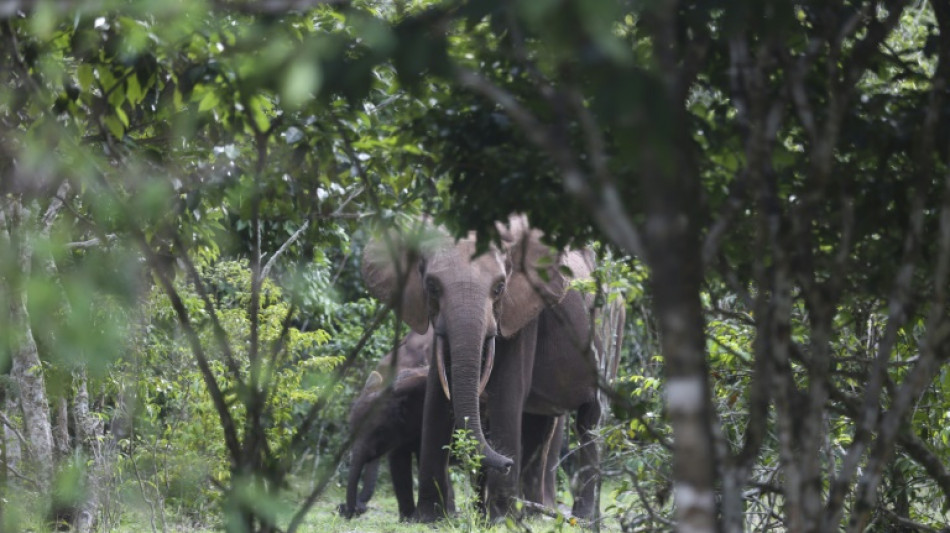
[824,195,922,526]
[259,220,309,282]
[455,67,646,259]
[139,234,243,463]
[172,236,246,383]
[66,234,117,249]
[284,304,391,532]
[0,410,29,450]
[835,4,950,528]
[211,0,349,14]
[41,181,71,233]
[826,381,950,505]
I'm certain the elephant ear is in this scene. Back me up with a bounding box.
[362,224,444,334]
[562,247,595,281]
[497,214,584,338]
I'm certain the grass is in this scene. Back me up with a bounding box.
[1,471,632,532]
[112,486,624,532]
[291,479,628,533]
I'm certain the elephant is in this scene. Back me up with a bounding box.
[338,329,432,520]
[520,413,566,510]
[362,215,618,521]
[339,329,570,520]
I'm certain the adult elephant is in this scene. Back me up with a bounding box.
[340,329,569,520]
[339,330,433,520]
[362,215,610,521]
[520,413,566,510]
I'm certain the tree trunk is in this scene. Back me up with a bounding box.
[73,369,105,533]
[6,200,54,491]
[1,398,23,483]
[9,310,54,491]
[639,91,717,533]
[53,396,70,460]
[35,182,110,531]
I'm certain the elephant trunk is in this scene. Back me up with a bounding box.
[445,320,513,473]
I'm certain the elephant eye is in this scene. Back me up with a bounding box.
[425,279,441,298]
[492,280,506,299]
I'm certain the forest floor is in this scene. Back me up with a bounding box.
[296,483,631,533]
[107,480,634,532]
[294,487,632,533]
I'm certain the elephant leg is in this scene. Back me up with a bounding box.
[571,399,602,519]
[415,363,454,522]
[559,421,575,479]
[483,405,523,521]
[520,413,556,507]
[357,457,381,509]
[389,446,415,520]
[484,324,536,520]
[445,467,456,514]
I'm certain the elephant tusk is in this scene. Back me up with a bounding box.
[478,336,495,397]
[436,339,451,401]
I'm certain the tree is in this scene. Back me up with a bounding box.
[1,200,55,492]
[397,1,950,531]
[4,0,950,531]
[0,2,427,530]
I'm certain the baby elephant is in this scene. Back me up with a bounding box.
[339,330,433,520]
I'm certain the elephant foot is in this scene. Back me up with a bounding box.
[409,512,438,523]
[337,502,367,519]
[486,495,522,523]
[397,504,416,522]
[412,501,449,523]
[570,498,595,521]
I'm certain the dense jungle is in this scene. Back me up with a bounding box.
[2,1,950,532]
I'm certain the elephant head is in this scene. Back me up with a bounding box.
[361,215,589,472]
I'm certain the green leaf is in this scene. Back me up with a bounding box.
[281,58,322,109]
[108,84,126,109]
[98,68,116,92]
[115,107,129,128]
[248,95,270,132]
[104,116,124,138]
[77,64,94,92]
[516,0,562,27]
[28,1,57,38]
[536,266,550,283]
[198,89,219,112]
[126,73,144,105]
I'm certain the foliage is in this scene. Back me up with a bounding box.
[1,1,437,530]
[389,1,950,530]
[446,426,487,533]
[115,260,334,518]
[4,1,950,532]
